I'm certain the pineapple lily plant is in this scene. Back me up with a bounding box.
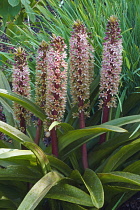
[0,16,140,210]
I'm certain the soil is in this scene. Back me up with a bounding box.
[118,192,140,210]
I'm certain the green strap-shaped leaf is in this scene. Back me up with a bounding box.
[0,149,72,176]
[0,198,16,209]
[46,183,93,207]
[61,202,88,210]
[98,171,140,187]
[0,165,41,183]
[70,169,104,208]
[102,138,140,172]
[58,125,127,158]
[17,171,61,210]
[88,124,140,169]
[0,89,46,121]
[83,169,104,208]
[0,121,50,174]
[123,160,140,175]
[103,115,140,126]
[49,121,74,133]
[0,120,33,143]
[24,142,51,174]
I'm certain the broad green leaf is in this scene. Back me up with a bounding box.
[0,96,13,113]
[89,124,140,169]
[46,183,93,207]
[0,121,50,174]
[103,115,140,127]
[0,149,72,176]
[47,155,72,176]
[49,121,74,133]
[98,171,140,187]
[0,182,25,204]
[102,138,140,172]
[123,160,140,175]
[0,89,45,121]
[70,169,104,208]
[0,120,33,143]
[83,169,104,208]
[17,171,61,210]
[0,165,41,182]
[62,202,88,210]
[8,0,20,7]
[0,149,35,161]
[0,198,16,209]
[58,125,127,158]
[107,183,140,191]
[24,142,51,175]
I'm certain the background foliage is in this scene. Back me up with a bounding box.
[0,0,140,209]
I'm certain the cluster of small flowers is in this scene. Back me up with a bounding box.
[35,40,49,110]
[70,20,94,117]
[12,47,31,123]
[45,36,68,124]
[99,16,123,108]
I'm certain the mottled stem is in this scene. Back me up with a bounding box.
[20,113,27,150]
[51,127,58,157]
[99,94,111,144]
[79,99,88,169]
[34,119,43,145]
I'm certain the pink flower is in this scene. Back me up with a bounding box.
[12,47,31,123]
[35,40,49,110]
[99,16,123,109]
[45,36,67,124]
[70,20,94,117]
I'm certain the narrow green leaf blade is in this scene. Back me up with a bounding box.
[98,171,140,187]
[46,183,93,207]
[83,169,104,208]
[0,121,50,174]
[0,165,41,182]
[59,125,127,158]
[0,120,33,143]
[70,169,104,208]
[17,171,61,210]
[102,138,140,172]
[0,89,46,121]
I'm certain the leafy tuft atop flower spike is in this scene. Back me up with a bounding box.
[99,15,123,109]
[70,20,94,118]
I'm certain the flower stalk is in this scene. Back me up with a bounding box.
[45,35,67,156]
[70,20,94,169]
[99,16,123,144]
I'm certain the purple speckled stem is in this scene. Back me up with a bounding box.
[20,113,27,150]
[51,127,58,157]
[99,94,111,144]
[34,119,43,145]
[79,99,88,169]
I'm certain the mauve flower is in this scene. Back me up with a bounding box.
[12,47,31,124]
[99,16,123,109]
[45,36,67,125]
[35,40,49,110]
[70,20,94,117]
